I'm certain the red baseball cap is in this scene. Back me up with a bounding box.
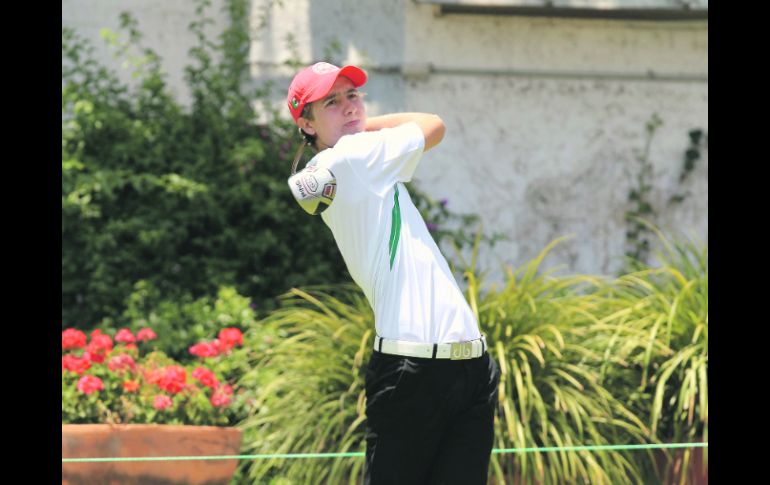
[287,62,367,124]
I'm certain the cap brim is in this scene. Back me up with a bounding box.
[305,65,368,104]
[338,65,367,87]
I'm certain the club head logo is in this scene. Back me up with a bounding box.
[323,182,336,199]
[303,174,319,193]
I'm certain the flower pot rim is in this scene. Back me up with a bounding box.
[62,423,242,433]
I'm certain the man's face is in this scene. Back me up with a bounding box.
[299,76,366,150]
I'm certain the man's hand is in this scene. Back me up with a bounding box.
[365,113,446,152]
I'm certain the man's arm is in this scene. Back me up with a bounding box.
[365,113,446,152]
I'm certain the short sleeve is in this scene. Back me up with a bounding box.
[335,122,425,195]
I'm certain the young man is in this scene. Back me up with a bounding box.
[287,62,500,485]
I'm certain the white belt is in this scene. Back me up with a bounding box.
[373,335,487,360]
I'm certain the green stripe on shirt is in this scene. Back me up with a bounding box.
[388,184,401,270]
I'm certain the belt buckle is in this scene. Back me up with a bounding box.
[450,341,474,360]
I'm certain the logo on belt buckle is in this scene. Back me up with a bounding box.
[450,341,474,360]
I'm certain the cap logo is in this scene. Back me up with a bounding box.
[312,62,338,75]
[291,97,299,109]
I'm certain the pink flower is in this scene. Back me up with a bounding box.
[212,339,225,354]
[62,329,87,350]
[189,341,221,358]
[218,328,243,351]
[115,328,136,344]
[77,375,104,395]
[211,385,233,407]
[107,354,137,373]
[137,328,157,342]
[153,394,173,410]
[156,365,187,394]
[192,367,219,389]
[123,380,140,393]
[82,351,99,364]
[62,354,92,375]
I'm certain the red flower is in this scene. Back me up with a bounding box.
[211,385,233,407]
[192,367,219,389]
[218,328,243,351]
[145,368,162,386]
[156,365,187,394]
[189,341,220,358]
[86,333,113,363]
[62,354,92,375]
[137,328,157,342]
[62,329,87,350]
[107,354,136,373]
[115,328,136,344]
[77,375,104,395]
[153,394,173,410]
[123,380,140,393]
[82,351,101,364]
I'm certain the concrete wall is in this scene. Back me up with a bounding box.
[62,0,708,281]
[62,0,231,105]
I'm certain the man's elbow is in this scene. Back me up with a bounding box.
[424,115,445,151]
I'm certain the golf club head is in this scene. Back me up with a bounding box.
[287,164,337,215]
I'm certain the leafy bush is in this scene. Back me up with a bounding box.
[236,285,374,484]
[62,7,348,329]
[575,227,708,483]
[114,282,259,363]
[475,240,651,484]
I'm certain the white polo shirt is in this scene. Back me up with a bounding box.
[311,122,481,344]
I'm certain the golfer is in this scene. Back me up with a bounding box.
[287,62,500,485]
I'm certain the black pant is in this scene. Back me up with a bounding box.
[364,349,501,485]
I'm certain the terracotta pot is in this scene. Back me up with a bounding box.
[62,424,242,485]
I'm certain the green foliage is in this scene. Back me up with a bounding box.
[580,226,708,484]
[113,282,258,363]
[473,240,650,485]
[236,285,372,484]
[622,114,708,272]
[62,6,349,328]
[623,114,662,267]
[668,129,708,205]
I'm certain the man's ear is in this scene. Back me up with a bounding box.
[298,117,316,136]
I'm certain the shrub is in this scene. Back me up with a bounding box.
[573,227,708,483]
[473,239,650,485]
[62,8,350,328]
[236,284,374,483]
[112,282,259,363]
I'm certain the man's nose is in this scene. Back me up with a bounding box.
[343,98,357,116]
